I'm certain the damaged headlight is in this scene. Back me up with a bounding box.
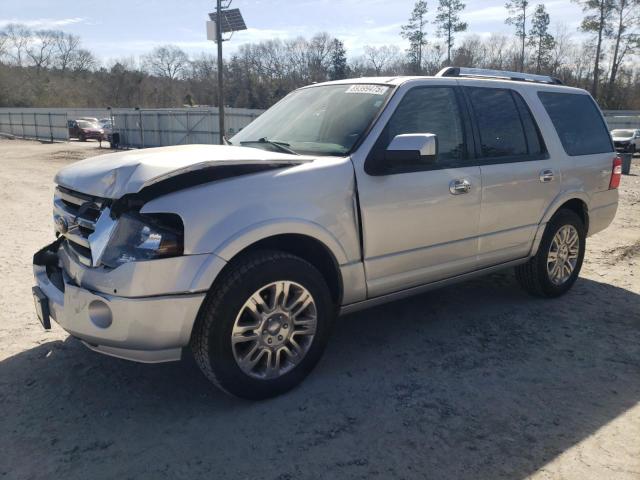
[100,213,183,267]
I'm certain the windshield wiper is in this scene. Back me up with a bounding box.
[239,138,300,155]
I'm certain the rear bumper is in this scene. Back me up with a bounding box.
[33,242,208,363]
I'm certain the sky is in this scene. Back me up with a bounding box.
[0,0,587,62]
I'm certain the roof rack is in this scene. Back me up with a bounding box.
[435,67,563,85]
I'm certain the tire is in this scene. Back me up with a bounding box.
[79,134,86,142]
[191,250,335,400]
[515,209,586,298]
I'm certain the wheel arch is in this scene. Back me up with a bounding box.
[213,231,345,306]
[531,194,590,256]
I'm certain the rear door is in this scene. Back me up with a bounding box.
[460,83,560,267]
[352,81,482,298]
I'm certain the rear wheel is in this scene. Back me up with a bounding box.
[191,250,334,400]
[516,209,586,297]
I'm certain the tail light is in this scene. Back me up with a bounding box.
[609,156,622,189]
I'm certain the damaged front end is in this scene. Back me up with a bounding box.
[31,145,312,362]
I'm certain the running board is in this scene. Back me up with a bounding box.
[339,257,529,316]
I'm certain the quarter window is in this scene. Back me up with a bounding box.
[538,91,613,156]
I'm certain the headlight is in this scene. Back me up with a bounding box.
[100,213,183,267]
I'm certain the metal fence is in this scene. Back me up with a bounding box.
[0,110,69,141]
[0,107,263,147]
[602,111,640,130]
[111,107,262,148]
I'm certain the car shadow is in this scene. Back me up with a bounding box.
[2,272,639,479]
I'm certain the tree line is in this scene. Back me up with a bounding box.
[0,0,638,110]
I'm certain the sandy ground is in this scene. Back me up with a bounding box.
[0,138,639,480]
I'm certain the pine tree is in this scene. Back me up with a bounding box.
[505,0,530,72]
[328,39,348,80]
[434,0,468,65]
[401,0,429,74]
[528,4,555,73]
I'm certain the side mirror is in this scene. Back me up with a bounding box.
[385,133,438,165]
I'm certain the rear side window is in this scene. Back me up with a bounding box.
[467,87,528,158]
[538,92,613,156]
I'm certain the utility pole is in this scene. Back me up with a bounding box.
[207,2,246,145]
[216,0,225,145]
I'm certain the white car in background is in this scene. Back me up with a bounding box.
[611,129,640,154]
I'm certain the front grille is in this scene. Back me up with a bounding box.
[54,187,107,266]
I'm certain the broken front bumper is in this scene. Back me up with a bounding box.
[32,240,215,363]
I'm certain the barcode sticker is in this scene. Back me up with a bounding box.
[345,84,389,95]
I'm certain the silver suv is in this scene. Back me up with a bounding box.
[33,67,621,399]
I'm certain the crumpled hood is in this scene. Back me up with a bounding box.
[55,144,313,199]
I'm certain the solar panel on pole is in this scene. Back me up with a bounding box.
[207,4,247,144]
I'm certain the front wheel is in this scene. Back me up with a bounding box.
[191,250,334,400]
[516,209,586,297]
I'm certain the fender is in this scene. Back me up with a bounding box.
[212,218,351,266]
[530,190,590,256]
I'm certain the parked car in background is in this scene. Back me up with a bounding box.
[35,67,620,400]
[611,129,640,153]
[68,119,104,142]
[99,118,113,141]
[78,117,99,124]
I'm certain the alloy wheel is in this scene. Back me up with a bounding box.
[547,225,580,285]
[231,281,317,379]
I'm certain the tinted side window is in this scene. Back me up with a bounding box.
[512,92,545,156]
[366,87,466,174]
[538,92,613,156]
[468,87,527,158]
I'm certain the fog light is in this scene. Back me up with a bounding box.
[88,300,112,329]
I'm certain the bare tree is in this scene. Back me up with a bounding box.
[0,32,8,59]
[484,33,510,69]
[363,45,401,74]
[307,32,334,82]
[505,0,530,72]
[143,45,189,80]
[4,23,31,66]
[549,24,574,75]
[434,0,468,65]
[70,48,97,72]
[25,29,58,71]
[575,0,615,98]
[54,32,80,71]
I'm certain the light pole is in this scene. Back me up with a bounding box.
[208,2,246,145]
[216,0,225,145]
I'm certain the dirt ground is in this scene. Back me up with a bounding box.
[0,138,639,480]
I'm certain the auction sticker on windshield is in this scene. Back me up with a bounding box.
[345,85,390,95]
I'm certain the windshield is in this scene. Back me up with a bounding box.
[230,84,393,156]
[77,121,98,129]
[612,129,634,137]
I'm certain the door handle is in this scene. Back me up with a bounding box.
[539,169,555,183]
[449,179,471,195]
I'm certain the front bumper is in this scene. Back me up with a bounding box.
[33,241,212,363]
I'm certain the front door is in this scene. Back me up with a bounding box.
[353,83,482,298]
